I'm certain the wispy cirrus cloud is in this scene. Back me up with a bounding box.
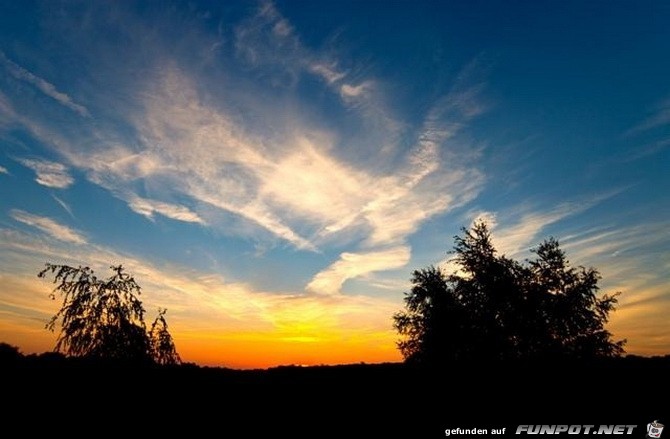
[558,221,670,355]
[64,59,483,256]
[624,97,670,161]
[0,1,487,296]
[465,192,619,258]
[127,194,205,225]
[627,97,670,134]
[9,209,86,244]
[234,1,389,121]
[306,246,411,296]
[16,158,74,189]
[0,165,7,174]
[0,51,90,117]
[51,195,75,219]
[308,62,346,84]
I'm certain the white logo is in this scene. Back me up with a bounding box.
[647,421,664,439]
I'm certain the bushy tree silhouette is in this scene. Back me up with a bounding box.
[39,263,180,364]
[394,222,625,363]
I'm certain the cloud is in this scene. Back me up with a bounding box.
[0,51,90,117]
[556,221,670,355]
[127,194,205,224]
[16,158,74,189]
[234,1,302,83]
[0,2,487,291]
[0,165,7,174]
[306,246,411,295]
[0,14,488,285]
[149,68,480,250]
[340,82,370,99]
[628,98,670,134]
[468,194,617,258]
[234,1,391,118]
[51,195,75,219]
[308,62,346,84]
[491,207,579,256]
[471,211,498,229]
[10,210,86,244]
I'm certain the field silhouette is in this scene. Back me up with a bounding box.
[3,351,667,436]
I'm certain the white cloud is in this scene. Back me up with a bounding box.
[17,158,74,189]
[472,194,616,258]
[234,1,302,79]
[0,90,16,124]
[471,211,498,229]
[309,62,345,84]
[0,3,488,295]
[340,82,369,99]
[0,51,89,117]
[135,68,481,252]
[10,210,86,244]
[0,165,7,174]
[272,19,292,37]
[127,194,205,224]
[492,208,575,256]
[51,195,75,219]
[1,48,486,278]
[306,246,411,295]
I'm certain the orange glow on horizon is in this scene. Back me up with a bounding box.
[1,270,666,368]
[173,329,402,369]
[0,316,403,369]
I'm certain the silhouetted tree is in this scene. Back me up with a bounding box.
[39,263,180,364]
[149,308,181,365]
[394,222,625,363]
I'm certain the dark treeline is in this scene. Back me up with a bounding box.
[2,346,668,436]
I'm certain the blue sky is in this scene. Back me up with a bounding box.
[0,1,668,366]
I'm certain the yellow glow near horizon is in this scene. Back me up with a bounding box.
[0,242,667,368]
[0,266,404,368]
[2,301,668,368]
[0,318,402,369]
[174,329,401,368]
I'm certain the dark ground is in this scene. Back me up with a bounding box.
[2,355,667,437]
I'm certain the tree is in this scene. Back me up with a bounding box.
[39,263,180,364]
[393,222,625,363]
[149,308,181,366]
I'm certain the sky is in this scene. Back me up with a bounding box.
[0,1,668,368]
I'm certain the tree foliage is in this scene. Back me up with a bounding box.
[149,308,181,366]
[39,263,180,365]
[394,222,625,363]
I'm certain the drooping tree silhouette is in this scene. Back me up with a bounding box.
[149,308,181,365]
[39,263,180,364]
[394,222,625,363]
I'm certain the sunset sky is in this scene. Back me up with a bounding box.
[0,1,668,368]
